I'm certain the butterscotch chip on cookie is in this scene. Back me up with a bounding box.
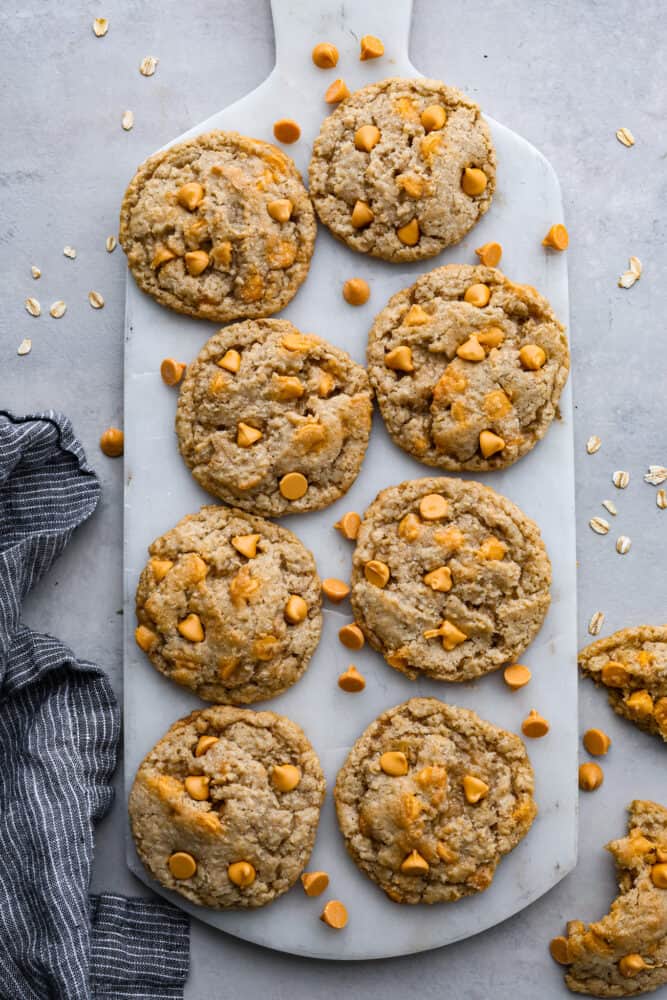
[175,319,373,516]
[334,697,536,904]
[119,131,315,322]
[129,706,326,908]
[309,78,496,262]
[550,800,667,996]
[134,505,321,704]
[579,625,667,743]
[367,264,570,471]
[349,477,551,682]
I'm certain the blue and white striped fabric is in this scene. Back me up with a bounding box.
[0,412,189,1000]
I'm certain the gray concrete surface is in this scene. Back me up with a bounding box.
[1,1,666,997]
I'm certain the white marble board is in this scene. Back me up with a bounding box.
[124,0,577,960]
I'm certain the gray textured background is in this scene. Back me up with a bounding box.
[2,1,666,997]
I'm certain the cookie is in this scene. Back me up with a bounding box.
[334,697,536,904]
[175,319,373,517]
[129,706,326,909]
[579,625,667,743]
[119,131,315,322]
[308,77,495,262]
[349,477,551,682]
[550,800,667,996]
[366,264,570,471]
[134,505,321,704]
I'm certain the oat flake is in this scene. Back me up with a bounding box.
[644,466,667,486]
[122,110,134,131]
[17,338,32,356]
[589,517,610,535]
[657,489,667,510]
[616,535,631,555]
[63,246,77,259]
[612,470,630,489]
[588,611,605,636]
[88,290,105,309]
[615,127,635,147]
[93,17,109,37]
[50,300,67,319]
[139,56,158,76]
[601,499,617,516]
[25,297,41,317]
[586,435,601,455]
[31,266,41,279]
[106,235,117,253]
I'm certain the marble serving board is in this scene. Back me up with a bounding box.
[123,0,577,960]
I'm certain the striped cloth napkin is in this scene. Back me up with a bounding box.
[0,412,189,1000]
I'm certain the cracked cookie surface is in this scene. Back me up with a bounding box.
[579,625,667,743]
[175,319,373,516]
[551,800,667,996]
[367,264,570,471]
[129,706,326,909]
[349,477,551,682]
[334,697,536,904]
[309,78,496,262]
[134,505,321,704]
[119,131,315,322]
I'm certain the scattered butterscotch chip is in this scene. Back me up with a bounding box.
[519,344,546,370]
[338,665,366,692]
[364,560,390,588]
[521,709,550,738]
[93,17,109,37]
[463,283,491,307]
[338,623,364,650]
[134,625,156,652]
[588,611,605,636]
[419,493,448,520]
[237,422,263,448]
[121,110,134,131]
[301,871,329,897]
[479,430,505,458]
[461,167,488,196]
[184,775,210,801]
[615,127,635,147]
[30,265,41,279]
[343,278,370,306]
[583,728,611,756]
[549,936,571,965]
[177,613,205,643]
[228,861,256,887]
[217,349,241,374]
[586,435,602,454]
[160,358,186,386]
[384,345,414,372]
[279,471,308,500]
[168,851,197,879]
[379,751,408,776]
[351,200,374,228]
[355,124,381,152]
[271,763,301,792]
[503,664,532,690]
[463,775,489,804]
[612,470,630,489]
[195,735,219,757]
[17,338,32,357]
[578,762,604,791]
[322,578,350,603]
[105,236,117,253]
[139,55,159,77]
[396,219,420,246]
[334,512,361,541]
[616,535,632,555]
[400,849,429,875]
[284,594,308,624]
[320,899,348,929]
[88,290,105,310]
[312,42,338,68]
[50,300,67,319]
[231,533,261,559]
[589,516,610,535]
[360,34,384,60]
[324,78,350,104]
[99,426,124,457]
[25,297,41,317]
[474,241,502,267]
[273,118,301,144]
[542,224,569,251]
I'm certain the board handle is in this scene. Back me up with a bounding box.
[270,0,414,78]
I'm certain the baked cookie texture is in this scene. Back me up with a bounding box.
[134,505,321,704]
[349,477,551,682]
[551,800,667,996]
[309,78,496,262]
[579,626,667,743]
[176,319,373,517]
[129,706,326,909]
[334,698,536,904]
[119,131,316,322]
[367,264,570,471]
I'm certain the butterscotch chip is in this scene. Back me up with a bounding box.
[521,709,549,738]
[150,558,174,581]
[320,900,348,928]
[100,426,124,457]
[267,198,293,223]
[601,662,631,687]
[129,705,326,909]
[543,224,569,251]
[301,871,329,896]
[324,78,350,103]
[339,623,365,650]
[350,478,551,682]
[184,775,210,801]
[652,863,667,888]
[619,954,647,977]
[322,578,350,602]
[384,345,414,372]
[364,560,390,588]
[479,430,505,459]
[366,264,569,472]
[360,34,384,60]
[351,200,374,228]
[334,698,536,903]
[160,358,186,386]
[134,506,321,704]
[195,735,219,757]
[578,762,604,791]
[583,728,611,756]
[462,774,489,803]
[461,167,488,196]
[271,763,301,792]
[334,512,361,541]
[475,241,502,267]
[338,665,366,692]
[176,320,371,516]
[273,119,301,144]
[312,42,338,69]
[549,936,571,965]
[342,278,370,306]
[309,78,495,262]
[119,131,315,323]
[503,664,532,690]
